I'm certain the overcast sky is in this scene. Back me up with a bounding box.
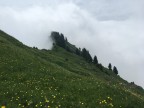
[0,0,144,88]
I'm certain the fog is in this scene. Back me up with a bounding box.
[0,0,144,88]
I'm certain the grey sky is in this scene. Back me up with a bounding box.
[0,0,144,88]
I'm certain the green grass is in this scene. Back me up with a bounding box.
[0,30,144,108]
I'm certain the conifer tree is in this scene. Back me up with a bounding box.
[108,63,112,70]
[81,48,92,63]
[65,38,68,43]
[76,48,80,55]
[51,32,66,49]
[60,33,66,48]
[93,55,98,64]
[82,48,87,59]
[87,51,92,62]
[113,66,118,75]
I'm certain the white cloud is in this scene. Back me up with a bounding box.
[0,0,144,88]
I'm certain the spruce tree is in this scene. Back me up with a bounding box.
[51,32,66,49]
[60,33,66,48]
[87,51,92,62]
[108,63,112,70]
[76,48,80,55]
[93,55,98,64]
[65,38,68,43]
[81,48,92,63]
[82,48,87,59]
[113,66,118,75]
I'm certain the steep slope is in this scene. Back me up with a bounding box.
[0,30,144,108]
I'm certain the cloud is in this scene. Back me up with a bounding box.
[0,0,144,88]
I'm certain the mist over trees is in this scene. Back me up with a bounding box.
[51,32,66,48]
[51,31,119,75]
[51,31,93,63]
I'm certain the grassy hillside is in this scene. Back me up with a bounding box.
[0,30,144,108]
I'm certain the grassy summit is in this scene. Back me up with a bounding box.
[0,30,144,108]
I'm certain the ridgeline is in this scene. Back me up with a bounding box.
[0,30,144,108]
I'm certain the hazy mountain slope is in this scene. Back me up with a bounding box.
[0,30,144,108]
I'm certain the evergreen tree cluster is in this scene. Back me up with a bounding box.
[51,32,66,49]
[108,63,118,75]
[76,48,81,56]
[75,47,103,70]
[81,48,92,62]
[51,32,103,70]
[51,32,119,74]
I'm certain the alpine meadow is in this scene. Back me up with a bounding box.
[0,30,144,108]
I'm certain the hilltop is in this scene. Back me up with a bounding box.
[0,30,144,108]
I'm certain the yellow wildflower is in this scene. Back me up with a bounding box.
[1,106,6,108]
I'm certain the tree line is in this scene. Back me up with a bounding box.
[51,31,118,75]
